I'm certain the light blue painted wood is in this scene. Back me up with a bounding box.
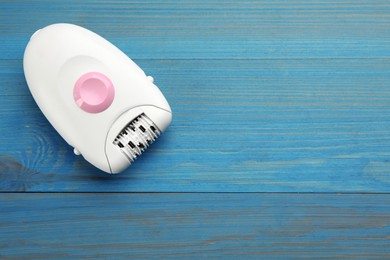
[1,0,390,59]
[1,193,390,259]
[1,58,390,192]
[1,0,390,257]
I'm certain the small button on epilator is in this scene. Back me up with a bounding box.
[73,72,115,113]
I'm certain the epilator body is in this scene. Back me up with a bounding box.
[23,23,172,174]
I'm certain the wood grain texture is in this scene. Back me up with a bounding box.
[0,1,389,192]
[1,193,390,259]
[1,58,390,192]
[1,0,390,257]
[1,0,390,60]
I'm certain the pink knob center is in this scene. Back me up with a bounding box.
[73,72,115,113]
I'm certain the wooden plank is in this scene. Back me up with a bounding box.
[0,193,389,258]
[1,58,390,192]
[1,0,390,59]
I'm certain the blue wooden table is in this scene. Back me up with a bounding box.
[1,0,390,258]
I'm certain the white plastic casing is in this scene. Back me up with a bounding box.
[23,23,172,174]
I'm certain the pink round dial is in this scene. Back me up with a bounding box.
[73,72,115,113]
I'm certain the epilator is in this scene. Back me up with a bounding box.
[23,23,172,174]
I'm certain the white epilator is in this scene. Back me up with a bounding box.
[23,23,172,174]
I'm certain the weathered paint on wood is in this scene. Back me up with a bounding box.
[0,0,390,258]
[1,58,390,192]
[1,193,390,259]
[1,1,390,60]
[1,1,389,192]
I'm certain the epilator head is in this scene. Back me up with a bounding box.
[23,23,172,174]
